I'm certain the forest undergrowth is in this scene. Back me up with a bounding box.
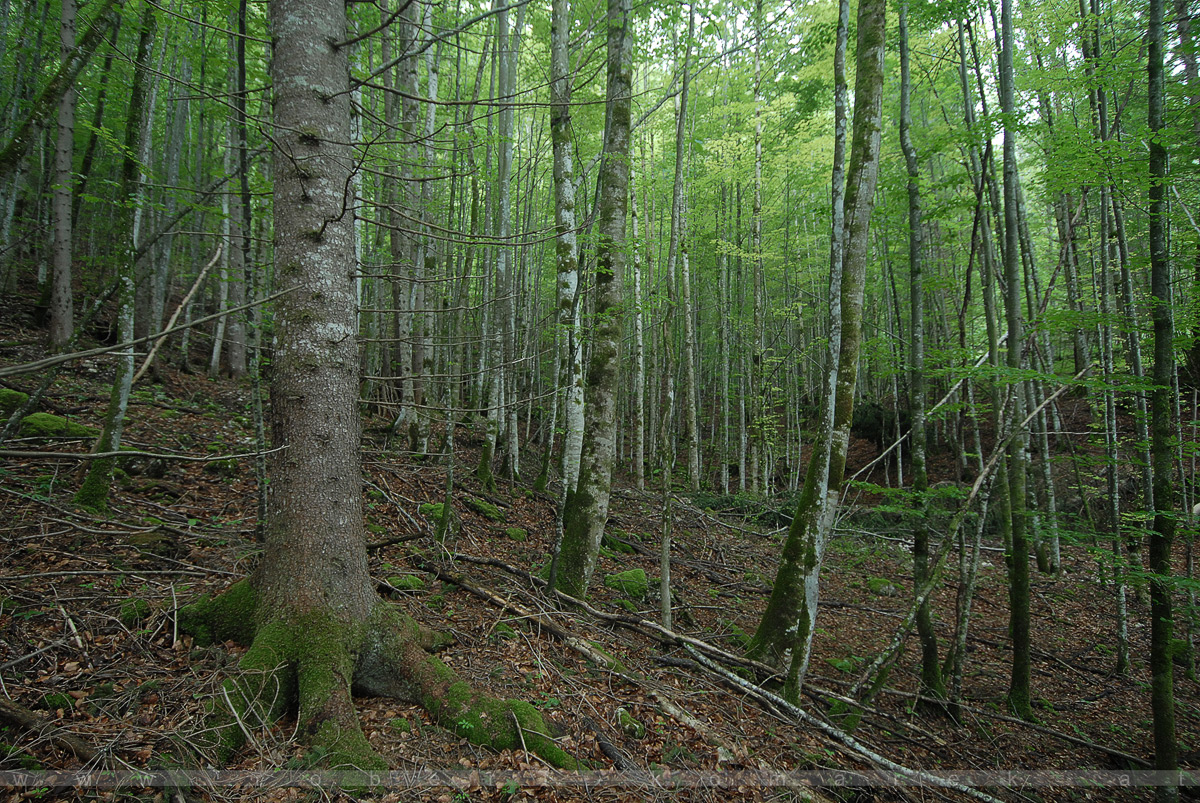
[0,290,1196,803]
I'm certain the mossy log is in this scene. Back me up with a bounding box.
[178,580,580,770]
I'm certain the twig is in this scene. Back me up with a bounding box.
[417,559,735,754]
[133,244,222,384]
[0,639,70,671]
[3,570,204,580]
[0,445,285,462]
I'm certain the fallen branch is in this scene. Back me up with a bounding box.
[415,559,736,755]
[0,697,97,762]
[683,645,1005,803]
[869,685,1150,769]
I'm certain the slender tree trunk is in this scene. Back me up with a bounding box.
[899,0,944,707]
[549,0,584,493]
[749,0,885,703]
[48,0,75,349]
[1000,0,1033,721]
[1148,0,1179,795]
[631,165,646,490]
[551,0,632,599]
[74,3,155,512]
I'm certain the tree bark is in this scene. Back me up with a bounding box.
[1147,0,1179,795]
[1000,0,1032,721]
[748,0,885,702]
[178,0,578,770]
[48,0,75,349]
[899,0,944,708]
[551,0,633,599]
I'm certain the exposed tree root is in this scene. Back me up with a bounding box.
[177,580,582,771]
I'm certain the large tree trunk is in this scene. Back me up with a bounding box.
[748,0,885,702]
[178,0,577,771]
[550,0,633,598]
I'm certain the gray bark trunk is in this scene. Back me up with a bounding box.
[551,0,632,598]
[49,0,75,349]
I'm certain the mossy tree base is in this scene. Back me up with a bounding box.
[178,581,580,770]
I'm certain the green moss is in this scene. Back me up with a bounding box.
[387,574,426,591]
[493,623,518,640]
[19,412,98,439]
[74,457,115,513]
[601,532,635,554]
[604,569,648,600]
[419,502,445,524]
[39,692,74,712]
[867,577,898,597]
[177,580,259,646]
[586,641,626,673]
[465,498,504,522]
[616,707,644,739]
[0,388,29,417]
[119,598,152,627]
[505,527,527,542]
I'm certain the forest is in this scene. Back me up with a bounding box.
[0,0,1197,799]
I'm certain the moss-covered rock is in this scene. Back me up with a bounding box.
[39,692,75,712]
[19,412,98,439]
[418,502,445,525]
[465,497,504,522]
[504,527,527,542]
[604,568,648,600]
[867,577,899,597]
[387,574,426,591]
[203,458,240,477]
[0,388,29,417]
[616,707,644,738]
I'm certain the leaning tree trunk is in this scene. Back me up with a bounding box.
[551,0,632,599]
[177,0,578,771]
[748,0,885,703]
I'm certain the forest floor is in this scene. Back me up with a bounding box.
[0,291,1197,803]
